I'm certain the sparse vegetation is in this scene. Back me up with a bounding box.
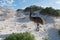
[44,37,49,40]
[4,32,35,40]
[56,10,60,16]
[58,29,60,35]
[40,7,60,16]
[16,9,23,12]
[24,5,43,12]
[24,5,60,16]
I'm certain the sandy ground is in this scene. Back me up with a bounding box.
[0,13,60,40]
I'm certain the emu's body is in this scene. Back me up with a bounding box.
[30,11,44,25]
[30,11,44,31]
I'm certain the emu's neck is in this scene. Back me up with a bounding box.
[30,11,32,18]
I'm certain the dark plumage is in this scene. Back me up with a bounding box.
[30,11,44,25]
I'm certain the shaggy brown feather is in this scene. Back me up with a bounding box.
[30,11,44,25]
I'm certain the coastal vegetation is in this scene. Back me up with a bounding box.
[24,5,60,16]
[4,32,35,40]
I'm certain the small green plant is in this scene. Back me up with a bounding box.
[44,38,48,40]
[44,37,49,40]
[4,32,35,40]
[58,29,60,35]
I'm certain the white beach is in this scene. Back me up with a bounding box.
[0,12,60,40]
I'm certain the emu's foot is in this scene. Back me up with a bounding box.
[36,29,39,31]
[39,26,42,28]
[35,27,39,31]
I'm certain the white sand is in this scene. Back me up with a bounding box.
[0,12,60,40]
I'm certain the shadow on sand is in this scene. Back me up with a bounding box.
[16,16,30,23]
[47,28,60,40]
[44,16,55,24]
[0,34,9,38]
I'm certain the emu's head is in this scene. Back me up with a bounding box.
[30,11,40,17]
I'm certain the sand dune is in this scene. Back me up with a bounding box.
[0,7,60,40]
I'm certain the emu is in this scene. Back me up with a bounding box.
[29,10,44,31]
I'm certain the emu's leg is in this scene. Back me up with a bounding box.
[37,23,39,26]
[36,23,39,31]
